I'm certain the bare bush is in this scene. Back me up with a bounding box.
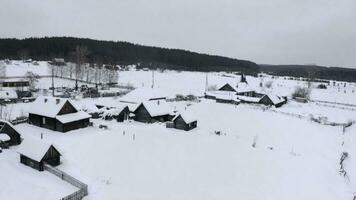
[292,86,311,99]
[264,81,273,88]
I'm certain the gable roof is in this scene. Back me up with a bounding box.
[17,137,60,162]
[173,112,197,124]
[262,94,286,105]
[28,96,78,118]
[102,105,129,118]
[120,87,167,104]
[55,111,91,124]
[218,82,254,93]
[136,101,172,117]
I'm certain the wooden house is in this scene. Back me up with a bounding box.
[102,105,130,122]
[259,94,287,107]
[52,58,65,66]
[28,97,91,132]
[172,113,197,131]
[0,120,21,148]
[18,138,61,171]
[133,101,173,123]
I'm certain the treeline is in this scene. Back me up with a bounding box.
[0,37,259,74]
[260,64,356,82]
[1,37,355,82]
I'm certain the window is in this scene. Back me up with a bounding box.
[42,117,46,125]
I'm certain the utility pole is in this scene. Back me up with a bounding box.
[151,71,155,88]
[205,73,208,92]
[51,64,55,97]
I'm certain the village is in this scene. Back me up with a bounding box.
[1,59,356,200]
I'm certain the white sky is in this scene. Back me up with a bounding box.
[0,0,355,68]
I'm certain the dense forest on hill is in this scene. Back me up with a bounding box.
[0,37,259,74]
[0,37,355,82]
[260,64,356,82]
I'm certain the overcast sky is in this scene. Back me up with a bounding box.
[0,0,355,68]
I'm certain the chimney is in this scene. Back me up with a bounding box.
[157,100,160,105]
[56,99,60,104]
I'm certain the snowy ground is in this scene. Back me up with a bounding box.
[1,61,356,200]
[4,100,352,200]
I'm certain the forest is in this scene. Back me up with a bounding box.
[0,37,355,82]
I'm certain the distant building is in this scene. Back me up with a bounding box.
[28,97,91,132]
[133,101,173,123]
[18,138,61,171]
[52,58,65,66]
[259,94,287,107]
[172,113,197,131]
[102,105,130,122]
[0,120,22,148]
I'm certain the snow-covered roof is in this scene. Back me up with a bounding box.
[237,95,262,103]
[17,137,60,162]
[0,89,18,99]
[56,111,91,124]
[218,82,254,93]
[119,87,167,104]
[102,105,128,118]
[28,96,78,118]
[0,134,10,141]
[54,58,65,63]
[137,101,172,117]
[264,94,286,105]
[235,82,254,93]
[174,112,197,124]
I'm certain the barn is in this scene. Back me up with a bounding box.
[133,101,173,123]
[18,138,61,171]
[0,120,21,148]
[102,105,130,122]
[28,97,91,132]
[259,94,287,107]
[173,113,197,131]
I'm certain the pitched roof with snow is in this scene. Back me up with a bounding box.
[28,96,78,118]
[174,112,197,124]
[237,95,262,103]
[56,111,91,124]
[119,87,167,104]
[136,101,172,117]
[218,82,254,93]
[17,137,60,162]
[263,94,286,105]
[102,105,129,118]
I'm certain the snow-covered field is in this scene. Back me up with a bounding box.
[1,61,356,200]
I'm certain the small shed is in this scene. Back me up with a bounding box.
[0,120,21,147]
[259,94,287,107]
[18,138,61,171]
[28,96,91,132]
[173,113,197,131]
[102,105,130,122]
[133,101,173,123]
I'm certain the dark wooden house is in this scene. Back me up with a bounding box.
[133,101,173,123]
[18,138,61,171]
[173,114,197,131]
[259,94,287,107]
[218,83,237,92]
[102,106,130,122]
[0,120,21,148]
[28,97,91,132]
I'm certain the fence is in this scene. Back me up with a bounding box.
[44,164,88,200]
[244,104,352,127]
